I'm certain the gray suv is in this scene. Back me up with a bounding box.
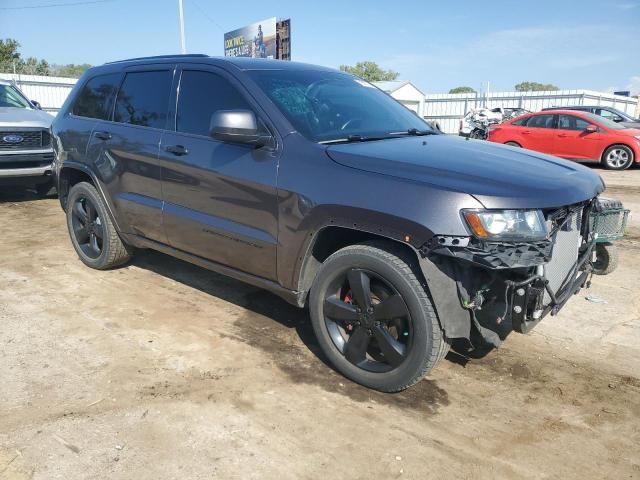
[51,56,628,392]
[0,80,55,194]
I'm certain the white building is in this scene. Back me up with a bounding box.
[373,80,426,117]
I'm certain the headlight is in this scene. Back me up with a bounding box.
[462,209,547,241]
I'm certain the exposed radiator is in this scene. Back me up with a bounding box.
[544,209,582,304]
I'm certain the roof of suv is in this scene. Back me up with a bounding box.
[101,54,335,72]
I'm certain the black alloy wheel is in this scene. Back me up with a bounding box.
[309,242,448,392]
[71,195,104,259]
[65,181,132,269]
[323,268,413,372]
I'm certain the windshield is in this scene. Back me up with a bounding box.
[248,70,432,142]
[583,112,626,130]
[0,84,31,109]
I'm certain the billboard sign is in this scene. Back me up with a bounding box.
[224,18,277,59]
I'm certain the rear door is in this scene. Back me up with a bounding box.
[555,114,602,160]
[86,65,174,243]
[159,65,279,280]
[519,113,557,154]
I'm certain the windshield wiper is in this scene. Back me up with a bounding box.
[319,134,391,145]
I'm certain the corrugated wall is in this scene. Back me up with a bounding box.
[423,90,639,134]
[0,73,77,114]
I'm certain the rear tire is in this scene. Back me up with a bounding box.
[309,242,448,392]
[602,145,634,170]
[505,141,521,148]
[66,181,132,270]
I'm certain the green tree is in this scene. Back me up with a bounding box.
[20,57,50,76]
[339,61,399,82]
[515,81,559,92]
[0,38,21,73]
[448,86,476,94]
[52,63,92,78]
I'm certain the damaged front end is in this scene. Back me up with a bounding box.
[418,197,629,347]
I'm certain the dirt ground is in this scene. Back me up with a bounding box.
[1,167,639,480]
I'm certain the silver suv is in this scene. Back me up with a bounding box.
[0,80,55,194]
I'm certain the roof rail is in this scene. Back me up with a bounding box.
[105,54,209,64]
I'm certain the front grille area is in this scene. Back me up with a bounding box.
[0,129,50,150]
[0,152,54,170]
[544,209,582,303]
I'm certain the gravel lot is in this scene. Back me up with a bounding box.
[1,167,639,479]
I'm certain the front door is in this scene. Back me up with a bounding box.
[555,114,602,160]
[519,113,557,154]
[86,66,174,243]
[159,66,279,280]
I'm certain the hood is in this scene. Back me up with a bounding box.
[620,121,640,129]
[0,107,54,128]
[326,135,604,209]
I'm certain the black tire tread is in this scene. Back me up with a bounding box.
[315,241,449,392]
[67,182,132,269]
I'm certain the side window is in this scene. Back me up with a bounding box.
[527,114,555,129]
[72,73,121,120]
[177,70,253,137]
[511,117,529,126]
[114,71,172,129]
[596,109,622,122]
[558,115,591,131]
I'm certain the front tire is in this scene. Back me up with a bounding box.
[66,181,132,269]
[309,242,448,392]
[602,145,634,170]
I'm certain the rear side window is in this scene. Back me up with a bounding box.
[114,71,172,129]
[72,73,121,120]
[177,70,252,137]
[558,115,591,131]
[527,114,555,129]
[511,117,529,126]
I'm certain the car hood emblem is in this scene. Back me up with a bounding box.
[2,134,24,144]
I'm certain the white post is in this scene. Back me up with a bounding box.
[178,0,186,54]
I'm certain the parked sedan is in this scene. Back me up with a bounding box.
[487,110,640,170]
[542,105,640,129]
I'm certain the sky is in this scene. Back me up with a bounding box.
[1,0,639,94]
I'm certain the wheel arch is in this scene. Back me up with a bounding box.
[57,162,123,233]
[600,142,636,163]
[295,225,472,341]
[296,226,422,297]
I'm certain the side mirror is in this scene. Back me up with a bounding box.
[31,100,42,110]
[585,125,598,133]
[209,110,271,147]
[613,117,623,123]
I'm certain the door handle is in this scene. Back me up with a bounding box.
[557,133,569,138]
[522,130,531,135]
[94,131,112,141]
[164,144,189,156]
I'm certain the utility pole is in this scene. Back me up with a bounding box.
[178,0,186,54]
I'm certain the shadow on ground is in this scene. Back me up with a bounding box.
[132,249,450,413]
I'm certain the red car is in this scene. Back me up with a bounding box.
[487,109,640,170]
